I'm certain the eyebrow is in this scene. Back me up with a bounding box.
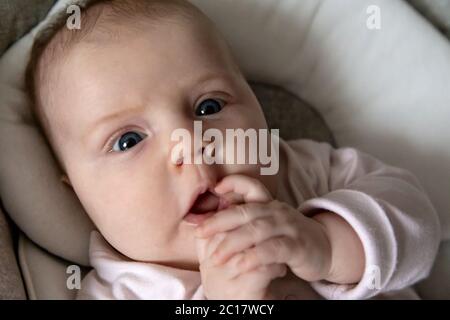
[83,72,236,143]
[193,71,234,89]
[83,105,146,144]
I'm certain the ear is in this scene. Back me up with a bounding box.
[60,173,72,187]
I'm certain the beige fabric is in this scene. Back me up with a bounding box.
[0,206,26,299]
[18,234,90,300]
[0,0,55,56]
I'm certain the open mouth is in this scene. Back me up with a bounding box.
[183,190,221,225]
[190,190,220,214]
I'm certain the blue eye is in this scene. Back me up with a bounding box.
[195,98,224,116]
[111,131,147,152]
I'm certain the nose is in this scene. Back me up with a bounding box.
[167,118,221,187]
[161,114,206,164]
[172,135,210,167]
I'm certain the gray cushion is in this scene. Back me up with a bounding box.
[251,83,336,146]
[407,0,450,38]
[0,0,56,56]
[0,207,26,299]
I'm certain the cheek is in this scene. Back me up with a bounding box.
[218,96,275,193]
[68,155,177,237]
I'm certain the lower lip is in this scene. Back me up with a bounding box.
[183,211,216,225]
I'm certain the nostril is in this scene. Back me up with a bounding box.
[175,156,183,166]
[203,144,215,159]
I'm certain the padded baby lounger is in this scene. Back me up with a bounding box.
[0,0,449,299]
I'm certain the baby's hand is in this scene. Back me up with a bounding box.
[196,231,287,299]
[195,175,333,292]
[195,175,287,299]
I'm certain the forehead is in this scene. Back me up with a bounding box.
[78,15,230,70]
[50,16,239,134]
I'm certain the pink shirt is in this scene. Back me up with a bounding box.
[77,138,441,299]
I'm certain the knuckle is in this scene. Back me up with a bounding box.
[236,249,259,273]
[277,211,293,227]
[272,201,289,217]
[236,204,252,223]
[270,237,290,263]
[247,219,260,241]
[280,203,294,217]
[270,237,285,253]
[234,253,247,270]
[248,218,272,241]
[277,211,290,224]
[281,216,300,238]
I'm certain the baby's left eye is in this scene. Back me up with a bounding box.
[195,98,225,116]
[111,131,147,152]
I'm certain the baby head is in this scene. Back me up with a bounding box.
[27,0,277,270]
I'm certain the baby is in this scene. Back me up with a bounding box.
[26,0,440,299]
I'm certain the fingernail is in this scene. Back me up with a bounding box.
[214,185,224,194]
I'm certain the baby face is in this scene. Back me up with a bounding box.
[48,16,277,270]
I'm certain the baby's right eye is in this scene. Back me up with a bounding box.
[111,131,147,152]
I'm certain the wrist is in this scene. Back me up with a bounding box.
[310,211,334,281]
[311,211,365,284]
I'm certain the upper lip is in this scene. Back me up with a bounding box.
[184,182,219,217]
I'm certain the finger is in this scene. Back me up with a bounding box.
[218,191,245,210]
[219,251,248,279]
[215,174,272,203]
[234,263,287,290]
[195,202,272,238]
[236,236,296,273]
[210,217,281,265]
[196,232,227,264]
[200,250,252,281]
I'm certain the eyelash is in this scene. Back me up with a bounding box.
[195,93,228,106]
[103,94,231,153]
[105,127,145,153]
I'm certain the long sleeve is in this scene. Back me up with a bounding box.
[278,138,441,299]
